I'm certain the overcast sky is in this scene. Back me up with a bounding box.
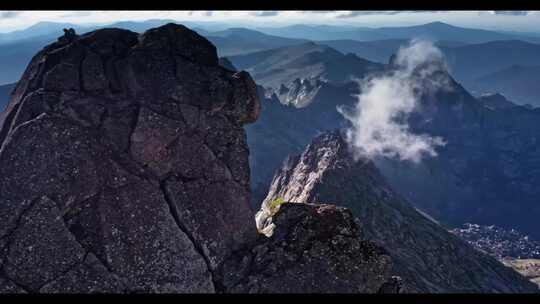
[0,11,539,33]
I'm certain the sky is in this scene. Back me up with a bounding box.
[0,11,540,33]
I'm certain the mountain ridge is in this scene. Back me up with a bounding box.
[259,130,539,292]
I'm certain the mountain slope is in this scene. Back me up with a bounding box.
[205,29,307,57]
[321,38,540,89]
[259,131,538,293]
[470,65,540,107]
[230,42,382,83]
[320,39,467,63]
[0,22,84,44]
[255,24,366,41]
[229,42,383,107]
[367,22,538,43]
[258,22,540,44]
[444,40,540,82]
[374,75,540,238]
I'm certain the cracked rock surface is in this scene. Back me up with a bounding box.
[0,24,260,293]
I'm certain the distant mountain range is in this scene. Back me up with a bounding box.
[444,40,540,83]
[317,39,540,105]
[319,39,467,63]
[203,28,307,56]
[470,65,540,107]
[2,19,540,88]
[3,20,540,46]
[229,42,382,100]
[0,19,233,44]
[321,38,540,81]
[0,37,53,84]
[257,22,540,44]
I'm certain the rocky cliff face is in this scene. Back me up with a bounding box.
[220,202,396,293]
[0,24,396,293]
[0,23,260,293]
[260,131,539,293]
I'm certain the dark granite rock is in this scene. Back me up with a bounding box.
[0,23,259,293]
[219,203,394,293]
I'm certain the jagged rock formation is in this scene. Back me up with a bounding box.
[260,131,539,293]
[0,24,395,294]
[219,203,397,293]
[0,23,259,293]
[246,82,359,206]
[270,78,323,108]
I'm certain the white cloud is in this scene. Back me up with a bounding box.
[338,39,448,163]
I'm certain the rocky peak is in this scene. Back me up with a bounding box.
[261,130,539,293]
[137,23,218,66]
[0,23,260,293]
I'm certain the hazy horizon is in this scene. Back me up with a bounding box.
[1,11,540,34]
